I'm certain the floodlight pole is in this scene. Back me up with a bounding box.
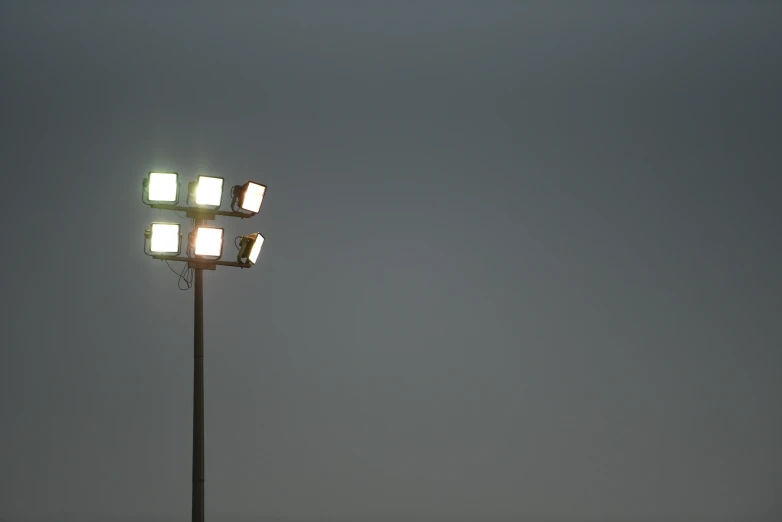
[143,176,266,522]
[191,215,209,522]
[193,262,205,522]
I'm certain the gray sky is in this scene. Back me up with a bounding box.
[1,3,781,522]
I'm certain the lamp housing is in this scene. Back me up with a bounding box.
[233,182,267,214]
[193,226,224,258]
[144,172,180,204]
[237,233,265,265]
[191,175,224,208]
[147,222,182,254]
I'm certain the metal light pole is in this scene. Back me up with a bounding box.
[193,265,205,522]
[142,173,267,522]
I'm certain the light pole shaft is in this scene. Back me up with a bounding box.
[193,267,205,522]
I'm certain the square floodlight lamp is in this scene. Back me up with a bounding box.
[248,233,265,264]
[195,175,224,207]
[147,172,179,202]
[195,226,224,257]
[149,223,181,254]
[239,182,267,213]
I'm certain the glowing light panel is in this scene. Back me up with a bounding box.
[195,227,224,257]
[150,223,180,253]
[148,172,178,202]
[248,234,265,264]
[240,182,266,213]
[195,176,224,207]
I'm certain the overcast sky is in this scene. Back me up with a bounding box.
[1,3,781,522]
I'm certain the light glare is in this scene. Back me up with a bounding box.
[249,234,264,264]
[148,172,178,202]
[150,223,180,253]
[195,227,224,257]
[241,183,266,213]
[195,176,224,207]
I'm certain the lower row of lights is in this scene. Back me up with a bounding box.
[147,223,265,265]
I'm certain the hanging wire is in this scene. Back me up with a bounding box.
[164,260,181,277]
[164,260,193,290]
[180,263,194,291]
[157,218,197,291]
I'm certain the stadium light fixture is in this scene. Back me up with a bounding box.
[147,222,182,254]
[144,172,180,203]
[232,182,267,214]
[193,226,224,258]
[192,175,224,208]
[237,233,265,265]
[141,168,268,522]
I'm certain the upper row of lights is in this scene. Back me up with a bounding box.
[144,172,267,214]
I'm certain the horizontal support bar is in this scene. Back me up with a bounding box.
[148,204,254,220]
[152,255,252,270]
